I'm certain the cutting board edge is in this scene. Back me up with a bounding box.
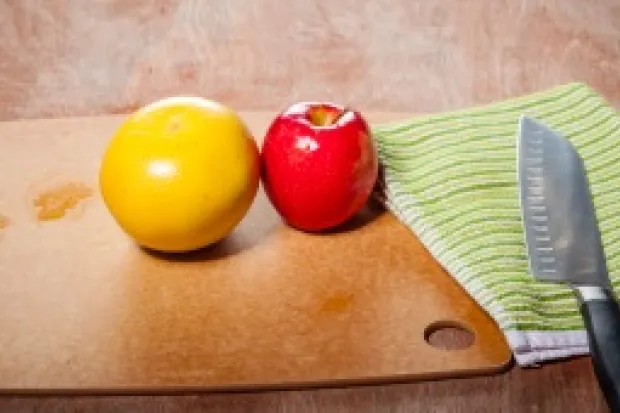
[0,356,515,396]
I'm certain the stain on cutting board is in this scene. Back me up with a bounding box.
[32,181,94,221]
[320,293,356,314]
[0,214,10,243]
[0,214,9,229]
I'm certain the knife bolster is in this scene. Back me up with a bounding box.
[575,285,616,303]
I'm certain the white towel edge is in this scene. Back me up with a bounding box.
[505,329,590,366]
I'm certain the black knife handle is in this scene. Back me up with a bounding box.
[579,290,620,412]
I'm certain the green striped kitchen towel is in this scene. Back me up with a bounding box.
[371,82,620,366]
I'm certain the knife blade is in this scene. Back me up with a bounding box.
[517,115,620,412]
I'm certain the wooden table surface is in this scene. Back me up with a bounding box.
[1,0,619,411]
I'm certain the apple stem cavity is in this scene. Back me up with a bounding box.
[308,106,345,127]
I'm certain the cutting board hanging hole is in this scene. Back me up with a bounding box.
[424,320,475,351]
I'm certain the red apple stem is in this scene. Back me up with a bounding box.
[308,106,345,127]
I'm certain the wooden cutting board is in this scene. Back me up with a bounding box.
[0,112,512,394]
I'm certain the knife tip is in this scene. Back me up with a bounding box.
[517,115,548,140]
[517,113,583,160]
[518,114,536,128]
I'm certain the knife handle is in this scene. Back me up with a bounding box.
[578,287,620,412]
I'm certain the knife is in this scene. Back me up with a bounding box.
[517,115,620,411]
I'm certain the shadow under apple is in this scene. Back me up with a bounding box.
[308,197,386,235]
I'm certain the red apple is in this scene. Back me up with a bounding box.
[260,101,379,232]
